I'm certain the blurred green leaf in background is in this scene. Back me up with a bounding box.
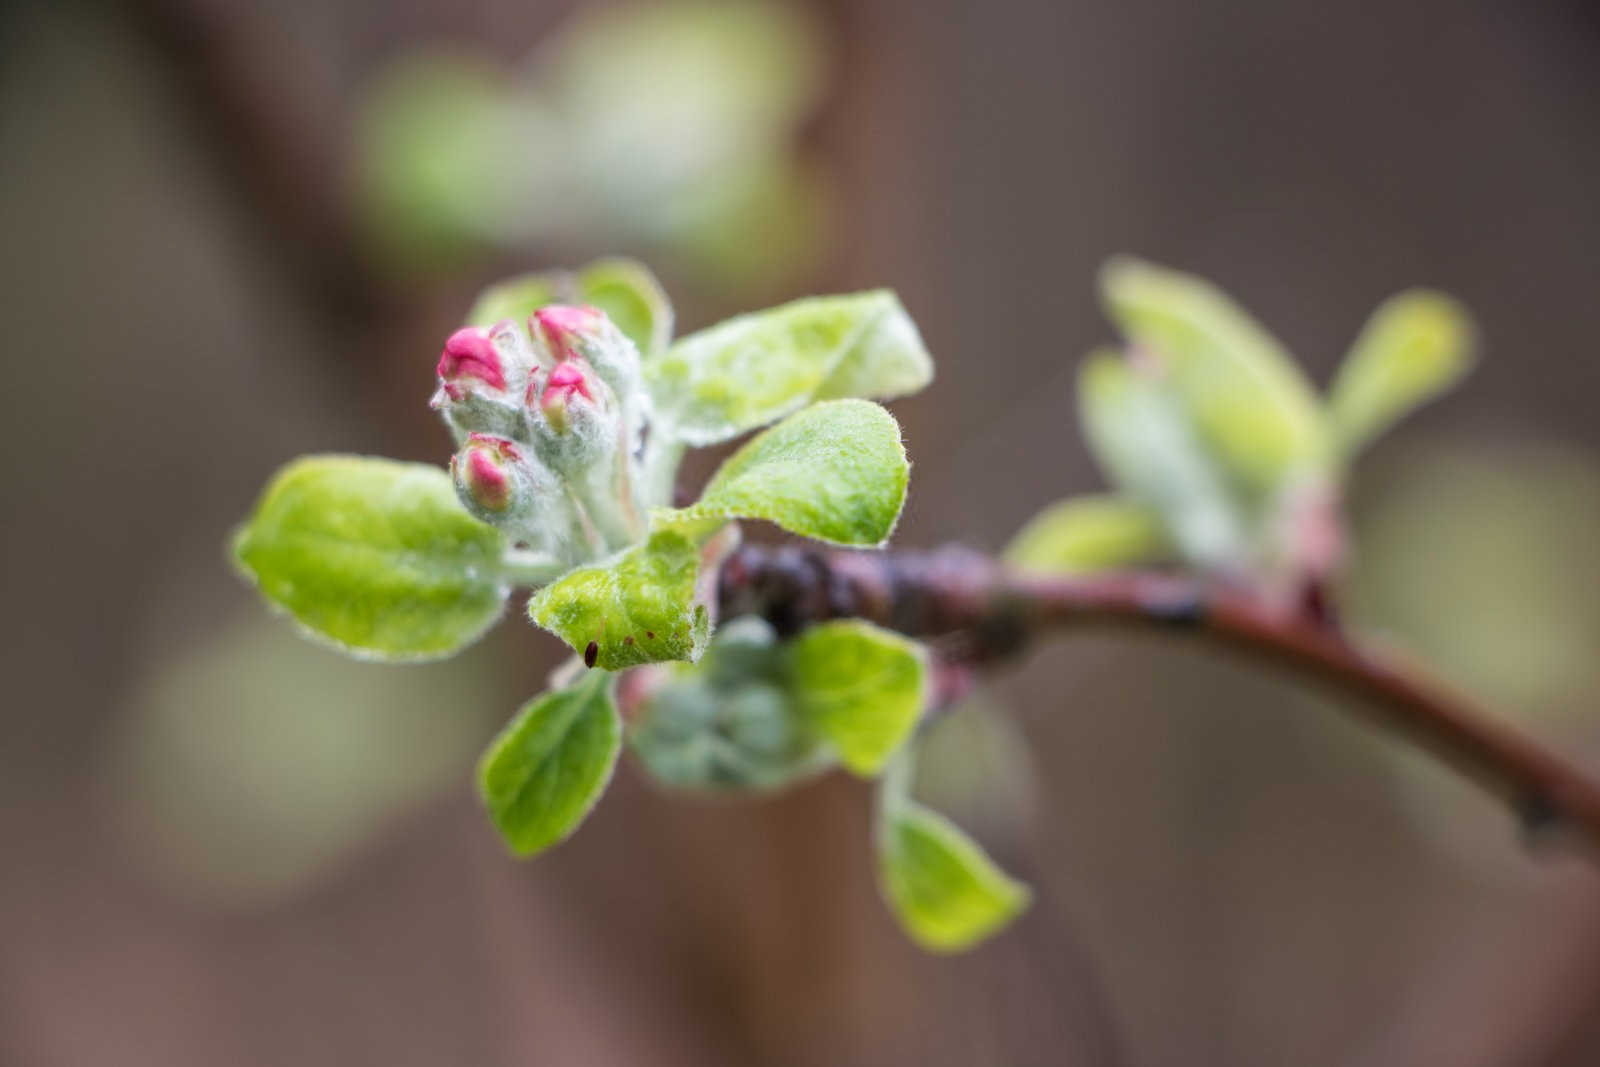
[1350,441,1600,726]
[106,617,512,910]
[357,0,830,294]
[1020,260,1476,602]
[1347,440,1600,864]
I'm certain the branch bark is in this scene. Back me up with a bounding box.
[718,542,1600,853]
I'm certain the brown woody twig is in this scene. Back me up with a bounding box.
[718,543,1600,854]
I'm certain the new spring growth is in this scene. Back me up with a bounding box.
[434,305,648,564]
[451,433,525,520]
[538,361,594,433]
[432,323,529,442]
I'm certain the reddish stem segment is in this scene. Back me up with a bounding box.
[718,543,1600,852]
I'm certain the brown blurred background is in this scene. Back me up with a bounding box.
[5,0,1600,1063]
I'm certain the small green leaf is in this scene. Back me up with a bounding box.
[788,620,926,775]
[577,258,674,359]
[1078,351,1246,570]
[648,290,932,445]
[465,272,559,330]
[465,258,673,359]
[812,295,936,402]
[668,399,909,546]
[1005,494,1171,573]
[879,801,1031,953]
[1328,290,1476,459]
[231,455,508,660]
[1099,257,1328,496]
[478,671,621,857]
[527,528,710,670]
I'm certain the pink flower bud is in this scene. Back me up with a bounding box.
[452,433,522,516]
[534,360,598,434]
[436,327,507,392]
[531,305,607,364]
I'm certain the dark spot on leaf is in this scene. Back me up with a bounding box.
[623,635,635,646]
[646,631,655,640]
[584,641,599,668]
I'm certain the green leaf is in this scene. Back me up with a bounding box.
[1005,494,1171,573]
[1099,257,1328,495]
[465,273,561,331]
[648,290,933,445]
[577,258,674,359]
[1328,290,1476,459]
[465,257,673,358]
[879,801,1031,953]
[1078,351,1247,570]
[667,399,909,546]
[811,294,937,402]
[231,455,508,661]
[787,621,926,775]
[477,671,622,857]
[527,528,710,670]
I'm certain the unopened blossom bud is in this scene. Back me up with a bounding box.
[537,360,596,434]
[531,305,605,361]
[530,305,643,412]
[484,317,539,385]
[436,327,506,391]
[451,433,531,523]
[432,324,536,441]
[526,356,618,480]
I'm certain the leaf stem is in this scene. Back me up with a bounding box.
[718,543,1600,854]
[641,431,686,509]
[500,548,569,587]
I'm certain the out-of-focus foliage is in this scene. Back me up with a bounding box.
[1349,442,1600,724]
[1076,347,1248,572]
[357,0,829,292]
[1098,257,1329,498]
[1005,492,1169,573]
[1329,292,1476,460]
[1016,259,1475,597]
[627,617,833,791]
[1347,441,1600,862]
[626,616,926,790]
[875,754,1031,953]
[108,617,508,909]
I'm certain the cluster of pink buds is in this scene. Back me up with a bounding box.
[432,305,648,563]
